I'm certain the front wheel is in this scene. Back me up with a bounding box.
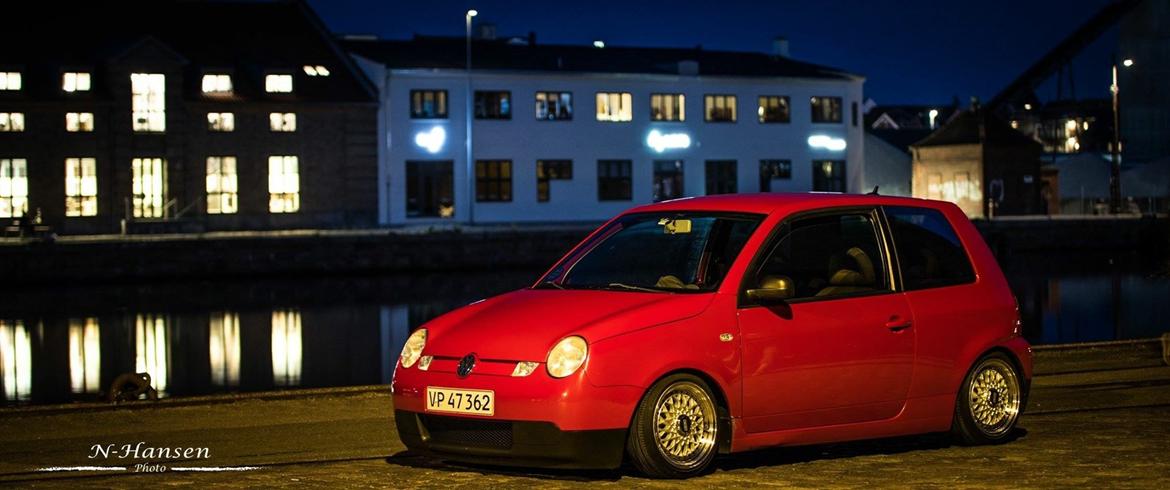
[952,353,1024,445]
[626,374,720,478]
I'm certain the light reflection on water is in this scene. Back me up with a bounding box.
[0,253,1167,405]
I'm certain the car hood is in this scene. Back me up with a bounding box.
[422,288,715,361]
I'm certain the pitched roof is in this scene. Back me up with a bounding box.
[0,0,375,103]
[343,35,860,80]
[913,109,1041,148]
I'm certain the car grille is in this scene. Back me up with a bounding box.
[420,414,514,449]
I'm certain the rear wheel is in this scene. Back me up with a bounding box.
[626,374,720,478]
[952,353,1023,445]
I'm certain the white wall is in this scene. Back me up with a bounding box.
[380,69,864,225]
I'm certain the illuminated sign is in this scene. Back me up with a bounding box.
[414,126,446,154]
[807,134,847,151]
[646,130,691,153]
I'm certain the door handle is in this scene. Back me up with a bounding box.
[885,319,912,332]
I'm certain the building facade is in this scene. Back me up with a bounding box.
[0,1,378,235]
[348,36,865,225]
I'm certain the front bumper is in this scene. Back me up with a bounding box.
[395,409,626,469]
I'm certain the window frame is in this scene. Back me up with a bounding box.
[705,160,737,195]
[880,205,978,291]
[207,112,235,132]
[206,156,239,215]
[595,92,633,122]
[737,206,899,308]
[201,73,234,96]
[474,159,513,202]
[474,90,512,120]
[65,112,94,132]
[810,95,843,124]
[597,159,632,201]
[62,71,92,93]
[704,94,737,123]
[536,159,573,202]
[264,73,294,94]
[757,95,791,124]
[410,89,449,119]
[650,93,685,122]
[759,159,792,192]
[535,91,573,121]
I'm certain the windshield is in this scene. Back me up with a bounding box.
[539,213,762,292]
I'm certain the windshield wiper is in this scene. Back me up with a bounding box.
[604,282,663,293]
[532,281,565,290]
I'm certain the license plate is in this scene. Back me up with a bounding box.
[425,387,495,416]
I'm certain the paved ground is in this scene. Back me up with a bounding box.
[1,366,1168,488]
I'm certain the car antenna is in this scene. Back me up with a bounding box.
[866,185,880,195]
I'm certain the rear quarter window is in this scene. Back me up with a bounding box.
[885,206,975,290]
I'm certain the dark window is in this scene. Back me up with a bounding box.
[812,160,845,192]
[535,91,572,120]
[536,160,572,202]
[758,96,790,123]
[650,93,685,121]
[705,160,737,195]
[406,160,454,217]
[475,160,512,202]
[851,101,859,127]
[885,206,975,290]
[475,91,511,119]
[759,159,792,192]
[704,95,737,122]
[653,160,684,202]
[598,160,632,201]
[411,90,448,119]
[751,212,890,300]
[810,96,842,123]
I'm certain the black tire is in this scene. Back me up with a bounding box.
[626,373,720,479]
[952,352,1024,445]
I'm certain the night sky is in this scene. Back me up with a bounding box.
[310,0,1121,107]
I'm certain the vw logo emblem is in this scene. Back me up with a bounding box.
[456,353,477,378]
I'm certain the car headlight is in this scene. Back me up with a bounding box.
[546,336,587,378]
[400,328,427,368]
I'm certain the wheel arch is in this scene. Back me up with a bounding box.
[633,367,735,455]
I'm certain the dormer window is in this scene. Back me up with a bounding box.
[201,74,233,96]
[63,72,91,93]
[302,65,330,77]
[265,74,293,93]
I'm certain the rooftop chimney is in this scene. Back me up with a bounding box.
[772,37,790,58]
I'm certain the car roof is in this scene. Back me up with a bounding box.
[625,192,955,217]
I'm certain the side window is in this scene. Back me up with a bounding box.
[753,212,890,300]
[885,206,975,290]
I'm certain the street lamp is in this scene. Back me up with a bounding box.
[465,9,477,224]
[1109,56,1133,214]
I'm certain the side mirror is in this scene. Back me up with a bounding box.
[746,275,794,306]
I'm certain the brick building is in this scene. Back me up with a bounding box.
[0,1,378,234]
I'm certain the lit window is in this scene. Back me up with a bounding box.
[0,72,20,91]
[535,91,572,120]
[68,318,101,394]
[135,314,169,393]
[206,156,238,215]
[704,95,737,122]
[269,112,296,132]
[474,91,511,120]
[62,72,91,93]
[271,309,303,387]
[811,96,843,123]
[536,160,572,202]
[209,312,241,388]
[0,112,24,132]
[65,157,98,217]
[650,94,685,121]
[758,96,790,123]
[201,74,233,95]
[132,157,167,218]
[66,112,94,132]
[131,73,166,132]
[595,92,632,122]
[265,74,293,93]
[207,112,234,132]
[410,90,447,118]
[0,320,32,401]
[268,155,300,213]
[302,65,330,76]
[0,158,29,218]
[475,160,512,202]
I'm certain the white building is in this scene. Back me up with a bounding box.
[347,35,865,225]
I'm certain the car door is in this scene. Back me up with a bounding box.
[737,208,916,434]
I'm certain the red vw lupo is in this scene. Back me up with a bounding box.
[392,193,1032,478]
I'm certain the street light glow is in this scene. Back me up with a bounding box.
[593,40,605,48]
[466,9,477,17]
[1122,58,1134,67]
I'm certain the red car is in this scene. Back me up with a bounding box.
[392,193,1032,478]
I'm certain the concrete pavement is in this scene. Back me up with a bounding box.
[1,365,1168,488]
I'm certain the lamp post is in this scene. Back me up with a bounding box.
[1109,56,1132,214]
[465,9,477,224]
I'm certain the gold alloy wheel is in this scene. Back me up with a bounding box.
[653,381,718,470]
[967,358,1022,437]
